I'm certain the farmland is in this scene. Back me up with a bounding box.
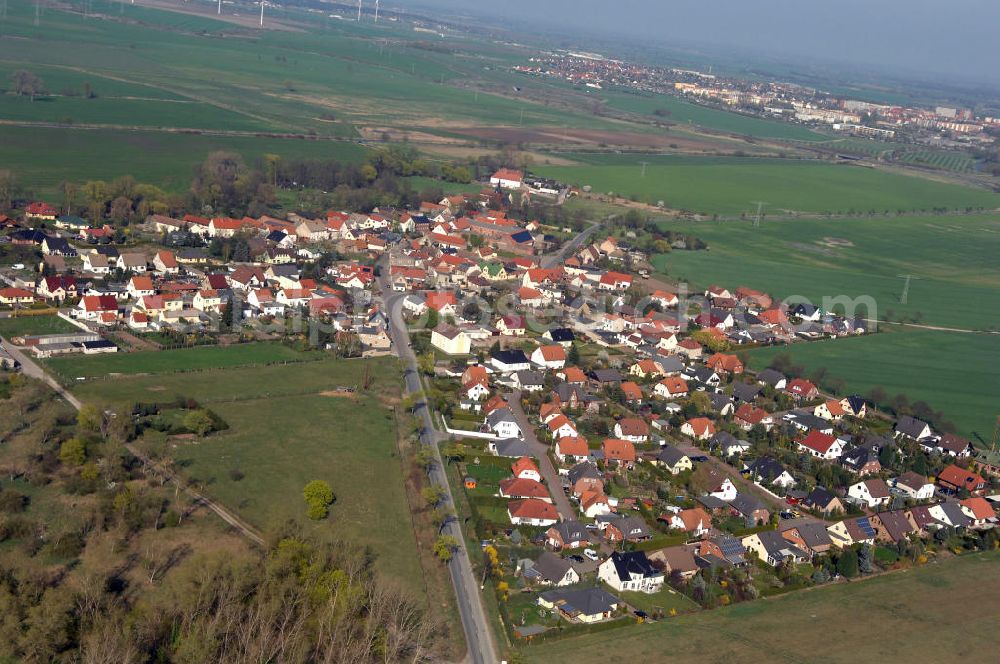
[523,551,1000,663]
[651,214,1000,330]
[45,342,311,379]
[0,125,368,196]
[68,353,424,591]
[602,91,828,142]
[746,327,1000,442]
[537,155,1000,216]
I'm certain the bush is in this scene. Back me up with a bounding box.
[0,489,28,513]
[48,531,85,559]
[59,438,87,466]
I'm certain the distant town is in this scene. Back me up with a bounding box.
[515,51,999,150]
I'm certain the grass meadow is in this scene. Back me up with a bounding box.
[538,155,1000,215]
[69,353,424,590]
[523,551,1000,663]
[746,327,1000,442]
[0,314,80,339]
[45,342,311,379]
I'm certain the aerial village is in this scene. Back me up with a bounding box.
[1,167,997,640]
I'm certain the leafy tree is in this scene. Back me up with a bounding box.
[433,535,458,563]
[425,307,439,330]
[303,479,335,520]
[59,438,87,466]
[566,343,580,365]
[858,545,875,574]
[10,70,43,100]
[689,391,711,415]
[837,548,859,578]
[422,484,446,507]
[183,409,215,436]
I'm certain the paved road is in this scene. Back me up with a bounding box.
[382,288,497,664]
[503,390,576,521]
[0,339,267,547]
[539,216,611,270]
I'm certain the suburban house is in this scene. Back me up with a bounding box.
[523,552,580,587]
[531,344,566,369]
[895,415,934,442]
[601,438,637,467]
[613,418,649,443]
[785,378,819,401]
[937,464,987,495]
[681,417,715,441]
[545,521,589,550]
[802,487,845,515]
[486,408,522,439]
[537,587,620,624]
[555,436,590,464]
[598,551,664,594]
[499,478,551,502]
[667,508,713,537]
[431,323,472,355]
[511,456,542,482]
[893,472,936,501]
[507,499,559,527]
[796,430,844,460]
[846,478,892,509]
[655,446,692,475]
[742,530,809,567]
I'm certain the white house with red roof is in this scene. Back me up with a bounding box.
[531,344,566,370]
[490,168,524,190]
[797,430,844,460]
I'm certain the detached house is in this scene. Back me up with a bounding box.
[598,551,664,594]
[742,530,809,567]
[508,499,559,527]
[937,464,986,496]
[531,344,566,370]
[655,446,692,475]
[601,439,636,468]
[681,417,715,441]
[893,472,935,501]
[613,418,649,443]
[847,478,892,509]
[555,437,591,464]
[797,430,844,460]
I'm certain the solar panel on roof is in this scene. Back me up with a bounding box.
[857,517,876,538]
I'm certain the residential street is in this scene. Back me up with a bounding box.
[505,390,577,520]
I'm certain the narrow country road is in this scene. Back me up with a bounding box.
[0,339,266,547]
[503,390,576,520]
[381,288,498,664]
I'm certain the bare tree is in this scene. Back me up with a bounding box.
[10,70,43,101]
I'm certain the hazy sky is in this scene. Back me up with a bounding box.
[410,0,1000,87]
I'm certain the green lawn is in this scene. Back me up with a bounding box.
[0,314,80,339]
[602,91,827,142]
[538,156,1000,215]
[46,342,312,380]
[69,354,423,590]
[746,327,1000,442]
[523,551,1000,662]
[652,214,1000,330]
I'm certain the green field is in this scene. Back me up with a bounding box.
[69,354,422,589]
[747,327,999,441]
[538,155,1000,215]
[524,551,1000,662]
[898,150,977,173]
[46,342,311,379]
[0,314,80,338]
[603,91,827,142]
[652,214,1000,330]
[0,125,367,195]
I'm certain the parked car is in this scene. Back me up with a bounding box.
[583,548,599,561]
